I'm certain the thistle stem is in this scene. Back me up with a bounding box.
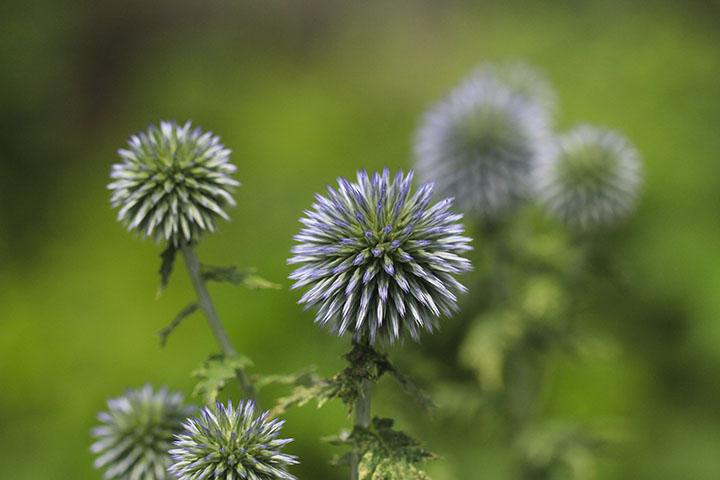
[180,244,257,404]
[350,378,372,480]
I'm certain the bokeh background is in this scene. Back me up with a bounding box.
[2,0,720,478]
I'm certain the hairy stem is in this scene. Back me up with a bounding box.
[180,243,257,404]
[350,378,372,480]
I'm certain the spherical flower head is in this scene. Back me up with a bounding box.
[414,75,551,219]
[168,400,298,480]
[288,169,472,345]
[91,384,195,480]
[109,120,239,247]
[534,125,642,229]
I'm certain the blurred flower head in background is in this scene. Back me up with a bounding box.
[108,120,239,247]
[90,385,194,480]
[168,400,298,480]
[414,63,553,220]
[289,169,472,345]
[534,125,642,229]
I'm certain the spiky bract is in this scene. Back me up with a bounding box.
[168,400,298,480]
[414,72,551,219]
[109,120,239,246]
[534,125,642,229]
[91,385,194,480]
[288,169,472,345]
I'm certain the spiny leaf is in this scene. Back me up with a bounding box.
[270,343,433,417]
[329,417,436,480]
[253,366,317,390]
[192,354,253,404]
[157,244,177,297]
[201,264,281,290]
[387,368,435,410]
[271,374,343,416]
[158,302,198,347]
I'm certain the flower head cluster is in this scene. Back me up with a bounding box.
[91,385,194,480]
[534,125,642,229]
[288,169,472,345]
[109,120,239,246]
[168,400,298,480]
[414,71,551,219]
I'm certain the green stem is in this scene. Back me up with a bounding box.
[180,243,257,405]
[350,378,372,480]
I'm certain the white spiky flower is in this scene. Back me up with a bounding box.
[109,120,239,246]
[534,125,642,229]
[90,385,194,480]
[414,71,552,219]
[168,400,298,480]
[288,169,472,345]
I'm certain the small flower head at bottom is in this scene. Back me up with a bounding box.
[90,384,193,480]
[169,400,298,480]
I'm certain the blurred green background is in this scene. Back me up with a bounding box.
[2,0,720,478]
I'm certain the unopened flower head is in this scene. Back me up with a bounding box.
[414,74,551,219]
[90,384,194,480]
[109,120,239,246]
[534,125,642,229]
[288,169,472,345]
[168,400,298,480]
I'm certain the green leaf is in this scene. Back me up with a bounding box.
[330,417,436,480]
[200,264,281,290]
[253,366,317,390]
[271,373,343,416]
[270,343,434,416]
[157,302,198,347]
[157,244,177,297]
[387,368,435,410]
[192,354,254,404]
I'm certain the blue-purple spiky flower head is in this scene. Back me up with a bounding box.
[414,69,552,219]
[109,120,239,247]
[534,125,642,229]
[168,400,298,480]
[90,384,194,480]
[288,169,472,345]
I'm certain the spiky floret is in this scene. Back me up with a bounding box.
[90,385,194,480]
[168,400,298,480]
[534,125,642,229]
[414,73,551,219]
[109,120,239,246]
[288,169,472,345]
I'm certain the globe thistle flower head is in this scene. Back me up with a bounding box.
[90,384,194,480]
[168,400,298,480]
[414,75,551,219]
[534,125,642,229]
[288,169,472,345]
[109,120,239,247]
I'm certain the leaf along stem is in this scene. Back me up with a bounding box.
[350,347,373,480]
[180,243,258,405]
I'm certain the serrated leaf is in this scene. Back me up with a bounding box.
[270,344,433,417]
[253,366,317,390]
[157,302,198,347]
[201,264,281,290]
[270,374,343,416]
[387,368,435,410]
[157,244,177,297]
[333,417,436,480]
[192,354,254,404]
